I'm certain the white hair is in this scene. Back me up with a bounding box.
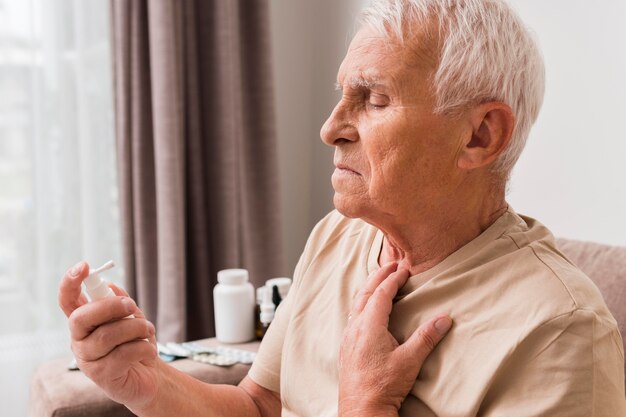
[359,0,545,177]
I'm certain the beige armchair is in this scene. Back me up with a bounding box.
[556,238,626,386]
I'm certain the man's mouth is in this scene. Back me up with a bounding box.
[335,164,360,175]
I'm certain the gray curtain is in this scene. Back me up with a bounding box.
[110,0,284,342]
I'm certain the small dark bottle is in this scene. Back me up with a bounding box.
[272,284,282,308]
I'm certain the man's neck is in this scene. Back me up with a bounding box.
[377,198,508,276]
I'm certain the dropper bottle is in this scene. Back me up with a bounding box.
[259,285,276,338]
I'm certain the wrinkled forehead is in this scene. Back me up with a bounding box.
[356,4,442,59]
[337,25,439,87]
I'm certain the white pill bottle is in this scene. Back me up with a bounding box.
[213,269,255,343]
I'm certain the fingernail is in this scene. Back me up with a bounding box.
[147,322,155,336]
[122,298,135,313]
[434,317,452,335]
[70,262,84,277]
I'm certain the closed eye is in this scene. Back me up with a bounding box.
[334,82,389,110]
[367,92,390,109]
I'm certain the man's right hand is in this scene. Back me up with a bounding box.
[58,261,160,410]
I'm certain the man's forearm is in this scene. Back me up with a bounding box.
[340,399,398,417]
[129,360,262,417]
[341,408,398,417]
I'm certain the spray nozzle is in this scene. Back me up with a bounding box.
[84,260,116,300]
[89,260,115,276]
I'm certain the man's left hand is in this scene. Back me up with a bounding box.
[338,262,452,417]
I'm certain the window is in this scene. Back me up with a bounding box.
[0,0,121,414]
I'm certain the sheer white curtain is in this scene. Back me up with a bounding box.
[0,0,120,414]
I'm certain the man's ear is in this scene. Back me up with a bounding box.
[457,102,515,170]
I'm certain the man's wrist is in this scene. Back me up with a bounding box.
[127,359,168,416]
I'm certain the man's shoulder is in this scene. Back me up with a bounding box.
[408,212,625,417]
[496,212,617,329]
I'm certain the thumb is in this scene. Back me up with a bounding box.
[397,314,452,365]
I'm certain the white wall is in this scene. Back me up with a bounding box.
[269,0,362,272]
[271,1,626,273]
[507,0,626,246]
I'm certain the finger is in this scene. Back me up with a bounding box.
[109,283,148,321]
[109,282,130,298]
[396,314,452,365]
[109,283,156,344]
[74,317,155,361]
[350,262,398,316]
[361,268,410,327]
[109,283,141,318]
[68,296,137,341]
[58,261,90,317]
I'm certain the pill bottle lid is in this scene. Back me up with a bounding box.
[217,269,249,285]
[265,277,292,299]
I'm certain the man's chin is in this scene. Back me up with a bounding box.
[333,193,363,219]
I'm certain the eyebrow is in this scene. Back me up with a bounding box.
[334,76,386,91]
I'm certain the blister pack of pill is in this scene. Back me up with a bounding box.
[191,352,238,366]
[182,342,256,365]
[157,342,189,362]
[156,341,256,367]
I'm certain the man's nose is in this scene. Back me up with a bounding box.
[320,101,358,146]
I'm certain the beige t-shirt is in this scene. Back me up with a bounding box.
[248,208,626,417]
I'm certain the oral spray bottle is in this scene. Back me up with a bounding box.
[68,260,131,371]
[84,260,116,301]
[83,260,134,318]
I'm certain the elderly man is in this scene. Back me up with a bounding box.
[58,0,626,416]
